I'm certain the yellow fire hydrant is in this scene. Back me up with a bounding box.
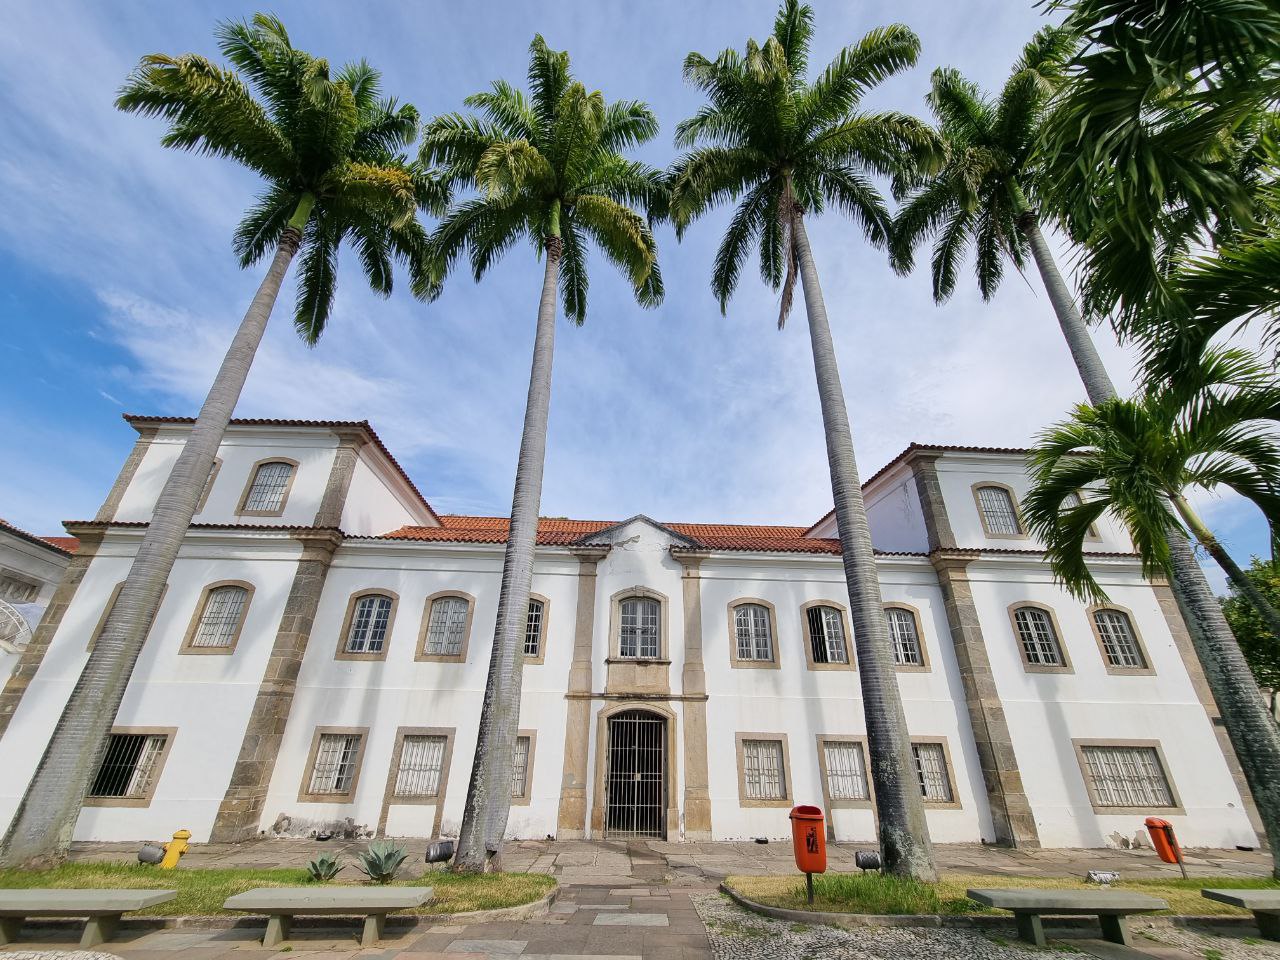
[159,829,191,869]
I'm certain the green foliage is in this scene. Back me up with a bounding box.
[419,36,664,323]
[116,13,441,342]
[355,840,408,884]
[668,0,937,324]
[305,852,343,882]
[1221,557,1280,692]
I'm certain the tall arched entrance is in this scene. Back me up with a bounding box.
[605,709,667,839]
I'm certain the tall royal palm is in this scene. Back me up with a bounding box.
[890,26,1118,403]
[669,0,938,879]
[420,36,663,871]
[0,15,434,867]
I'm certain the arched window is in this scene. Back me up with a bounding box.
[1012,605,1067,668]
[188,584,250,650]
[240,460,296,514]
[524,598,545,658]
[805,605,849,665]
[1093,608,1147,669]
[975,484,1023,536]
[733,603,774,662]
[619,596,660,659]
[886,607,924,667]
[424,595,471,658]
[345,594,394,654]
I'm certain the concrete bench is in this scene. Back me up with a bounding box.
[1202,889,1280,940]
[967,888,1168,947]
[223,886,432,947]
[0,888,176,948]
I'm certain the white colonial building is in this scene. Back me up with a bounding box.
[0,415,1263,850]
[0,518,75,681]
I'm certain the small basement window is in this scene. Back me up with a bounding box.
[89,731,170,802]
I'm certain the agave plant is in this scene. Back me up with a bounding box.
[306,852,343,882]
[356,840,408,884]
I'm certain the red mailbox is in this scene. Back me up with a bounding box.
[789,804,827,875]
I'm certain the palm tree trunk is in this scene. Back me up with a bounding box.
[0,196,313,868]
[454,227,560,873]
[791,210,937,881]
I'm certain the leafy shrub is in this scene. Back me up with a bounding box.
[356,841,408,884]
[305,852,343,882]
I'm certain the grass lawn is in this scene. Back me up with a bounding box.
[726,872,1280,917]
[0,862,556,916]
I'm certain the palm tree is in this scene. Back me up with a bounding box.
[419,36,663,872]
[1022,348,1280,870]
[0,15,434,868]
[890,26,1118,404]
[668,0,938,879]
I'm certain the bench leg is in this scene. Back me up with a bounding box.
[263,914,291,948]
[1014,912,1046,947]
[1256,911,1280,941]
[1099,915,1130,946]
[0,917,22,945]
[81,913,121,948]
[361,913,386,947]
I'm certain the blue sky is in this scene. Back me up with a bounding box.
[0,0,1268,591]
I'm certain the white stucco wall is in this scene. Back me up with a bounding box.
[864,466,930,554]
[338,456,425,537]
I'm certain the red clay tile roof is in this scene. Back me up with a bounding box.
[40,537,81,554]
[0,518,78,556]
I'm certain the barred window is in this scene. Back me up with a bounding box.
[619,596,660,658]
[346,594,393,654]
[912,742,953,802]
[524,599,544,658]
[394,734,446,798]
[191,585,249,648]
[511,735,531,799]
[1082,745,1174,807]
[823,741,869,800]
[977,485,1023,535]
[308,733,362,795]
[89,733,167,799]
[807,605,849,664]
[734,603,774,661]
[425,596,469,657]
[887,608,924,666]
[742,739,786,800]
[1094,609,1147,669]
[243,461,294,512]
[1013,607,1066,667]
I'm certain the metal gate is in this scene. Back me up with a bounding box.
[605,710,667,839]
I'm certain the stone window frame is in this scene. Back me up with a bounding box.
[510,729,538,806]
[607,586,671,663]
[735,732,793,808]
[178,579,255,656]
[971,481,1029,540]
[911,736,963,809]
[88,582,168,653]
[194,458,222,516]
[415,590,476,663]
[523,593,550,666]
[235,457,300,519]
[1006,601,1075,675]
[384,726,455,805]
[727,597,780,670]
[297,725,369,803]
[884,602,931,673]
[334,589,400,662]
[1086,603,1156,677]
[1072,738,1184,815]
[815,734,873,811]
[84,726,177,808]
[799,600,857,672]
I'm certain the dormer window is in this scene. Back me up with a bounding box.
[975,484,1023,536]
[619,596,660,659]
[238,459,297,516]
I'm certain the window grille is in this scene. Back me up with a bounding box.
[308,733,361,795]
[806,606,848,664]
[619,597,660,658]
[243,461,294,512]
[912,742,953,802]
[346,594,393,654]
[89,733,167,799]
[823,741,869,800]
[1013,607,1065,666]
[394,734,446,798]
[191,585,248,648]
[425,597,469,656]
[977,486,1022,535]
[524,600,544,657]
[1094,610,1146,669]
[1082,745,1174,807]
[734,603,773,661]
[742,739,786,800]
[887,608,923,666]
[511,735,531,798]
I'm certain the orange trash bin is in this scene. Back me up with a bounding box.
[790,804,827,875]
[1145,817,1188,878]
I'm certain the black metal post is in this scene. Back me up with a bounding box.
[806,872,814,905]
